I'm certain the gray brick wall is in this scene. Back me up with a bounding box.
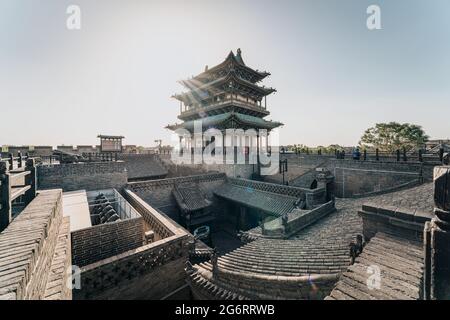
[73,190,192,300]
[73,230,190,300]
[359,203,432,242]
[325,160,423,198]
[37,161,127,192]
[71,217,144,267]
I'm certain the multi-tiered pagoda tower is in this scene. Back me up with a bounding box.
[167,49,282,163]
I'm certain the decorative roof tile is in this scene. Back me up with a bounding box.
[118,154,168,180]
[213,182,298,217]
[173,182,212,212]
[327,232,424,300]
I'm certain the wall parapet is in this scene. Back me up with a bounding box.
[37,161,127,192]
[71,216,145,268]
[227,177,326,207]
[74,233,189,299]
[244,200,335,240]
[123,189,188,239]
[71,191,192,300]
[0,189,68,300]
[359,202,432,242]
[127,172,226,192]
[228,177,318,197]
[330,160,424,198]
[38,161,126,176]
[195,265,339,300]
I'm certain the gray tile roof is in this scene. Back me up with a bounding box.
[291,182,434,245]
[213,182,298,216]
[119,154,168,180]
[326,232,424,300]
[173,182,212,212]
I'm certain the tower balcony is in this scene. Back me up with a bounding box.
[178,96,270,121]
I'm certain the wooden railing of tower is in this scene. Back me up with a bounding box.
[0,158,37,232]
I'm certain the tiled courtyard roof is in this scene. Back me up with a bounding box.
[191,182,434,299]
[189,237,349,299]
[118,155,168,180]
[214,182,298,216]
[216,238,349,276]
[326,232,424,300]
[173,182,212,212]
[365,181,434,213]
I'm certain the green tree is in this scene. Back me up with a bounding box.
[359,122,429,152]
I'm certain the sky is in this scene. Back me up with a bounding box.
[1,0,449,147]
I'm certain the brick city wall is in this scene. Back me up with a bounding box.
[280,154,333,167]
[329,160,424,198]
[37,161,128,192]
[281,154,427,194]
[71,217,145,267]
[359,202,433,242]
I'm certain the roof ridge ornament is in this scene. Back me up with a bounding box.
[235,48,245,65]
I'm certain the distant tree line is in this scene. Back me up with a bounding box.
[283,122,429,154]
[359,122,429,153]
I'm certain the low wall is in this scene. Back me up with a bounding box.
[290,168,319,188]
[280,154,436,189]
[264,201,335,238]
[166,162,255,179]
[123,189,181,240]
[359,202,433,242]
[203,267,338,300]
[71,217,144,267]
[73,236,189,300]
[227,177,326,207]
[73,191,192,300]
[37,161,128,192]
[329,159,424,198]
[280,153,333,167]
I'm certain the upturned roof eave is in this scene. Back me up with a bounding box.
[166,112,283,132]
[181,51,270,85]
[173,72,276,103]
